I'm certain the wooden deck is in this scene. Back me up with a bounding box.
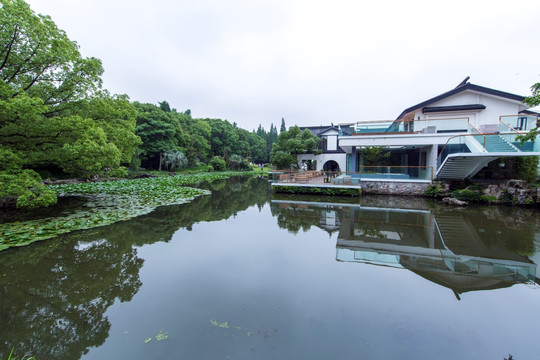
[272,174,362,189]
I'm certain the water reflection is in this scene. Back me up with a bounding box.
[270,198,539,300]
[0,176,269,360]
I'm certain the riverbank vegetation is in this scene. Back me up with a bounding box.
[0,0,279,210]
[0,172,249,250]
[424,179,540,206]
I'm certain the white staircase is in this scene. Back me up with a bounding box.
[436,134,539,180]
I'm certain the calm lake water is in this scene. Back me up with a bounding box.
[2,176,540,359]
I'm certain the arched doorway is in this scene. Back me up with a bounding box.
[323,160,340,172]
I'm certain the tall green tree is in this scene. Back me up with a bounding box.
[280,117,286,133]
[72,93,141,165]
[176,113,210,166]
[1,0,142,208]
[133,102,179,169]
[270,126,321,169]
[266,123,278,161]
[0,0,103,115]
[204,118,239,159]
[246,131,267,163]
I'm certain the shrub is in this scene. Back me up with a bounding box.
[0,170,57,209]
[109,166,128,178]
[424,184,442,197]
[273,185,362,196]
[210,156,226,171]
[451,189,482,202]
[162,151,188,171]
[500,189,513,203]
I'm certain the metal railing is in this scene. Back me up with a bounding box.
[272,167,433,183]
[499,115,538,132]
[348,117,470,136]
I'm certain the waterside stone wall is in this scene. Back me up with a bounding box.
[360,181,430,196]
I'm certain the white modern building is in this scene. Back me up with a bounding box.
[298,78,540,181]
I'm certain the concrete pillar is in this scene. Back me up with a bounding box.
[429,144,438,179]
[351,147,358,172]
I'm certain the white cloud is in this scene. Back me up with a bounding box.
[26,0,540,130]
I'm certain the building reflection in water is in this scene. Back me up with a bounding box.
[271,199,538,300]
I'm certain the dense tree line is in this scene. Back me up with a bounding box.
[0,0,275,208]
[133,102,271,170]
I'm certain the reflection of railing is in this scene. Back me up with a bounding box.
[351,117,470,135]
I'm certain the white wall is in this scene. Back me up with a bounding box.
[414,91,527,129]
[325,135,338,151]
[297,153,347,172]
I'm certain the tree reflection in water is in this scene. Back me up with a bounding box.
[0,176,269,359]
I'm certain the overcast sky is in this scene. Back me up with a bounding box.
[25,0,540,131]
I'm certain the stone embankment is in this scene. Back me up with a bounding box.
[427,179,540,206]
[360,181,430,196]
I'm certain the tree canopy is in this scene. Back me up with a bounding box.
[0,0,140,207]
[270,126,321,169]
[516,82,540,144]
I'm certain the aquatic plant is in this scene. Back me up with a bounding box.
[6,348,36,360]
[0,172,250,250]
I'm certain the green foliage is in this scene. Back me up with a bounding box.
[227,154,251,171]
[179,115,211,165]
[0,0,142,181]
[133,102,179,168]
[210,156,226,171]
[270,126,321,169]
[0,169,57,209]
[108,166,128,178]
[524,82,540,107]
[73,93,141,164]
[161,151,188,171]
[360,146,390,166]
[423,184,442,197]
[516,82,540,144]
[0,172,248,250]
[515,156,538,183]
[451,189,483,202]
[55,123,122,176]
[270,151,298,170]
[273,185,362,196]
[500,189,513,203]
[133,104,267,170]
[0,146,22,171]
[204,118,240,158]
[6,348,36,360]
[254,123,279,163]
[0,0,103,111]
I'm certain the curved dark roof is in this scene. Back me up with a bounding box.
[300,125,338,136]
[422,104,486,113]
[397,80,526,119]
[520,109,540,115]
